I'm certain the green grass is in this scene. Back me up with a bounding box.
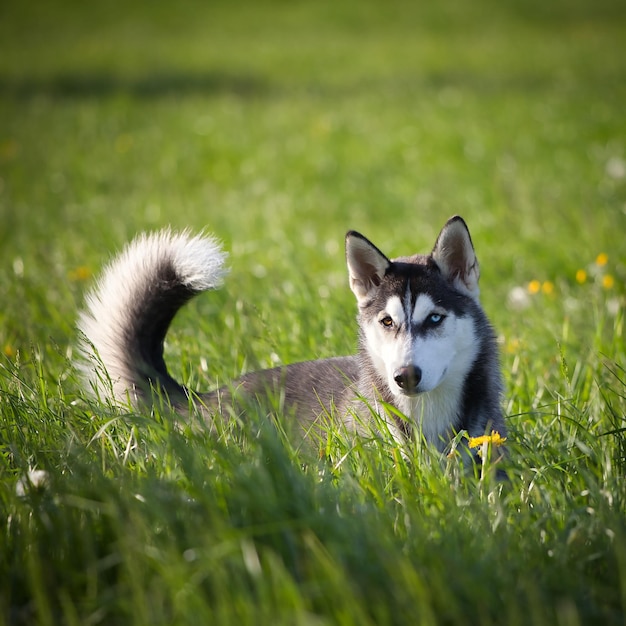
[1,0,625,623]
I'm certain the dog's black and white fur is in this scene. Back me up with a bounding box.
[77,216,505,450]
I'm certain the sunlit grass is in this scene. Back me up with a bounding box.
[1,0,625,623]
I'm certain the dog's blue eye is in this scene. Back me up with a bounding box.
[428,313,444,325]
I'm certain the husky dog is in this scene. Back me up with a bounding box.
[77,216,505,452]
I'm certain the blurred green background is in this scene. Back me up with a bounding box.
[0,0,624,366]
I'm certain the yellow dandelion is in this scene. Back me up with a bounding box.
[541,281,554,295]
[575,269,587,284]
[69,266,92,281]
[3,344,16,358]
[468,431,507,449]
[602,274,615,290]
[596,253,608,267]
[505,338,522,354]
[528,280,541,295]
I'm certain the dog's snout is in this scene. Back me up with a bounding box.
[393,365,422,391]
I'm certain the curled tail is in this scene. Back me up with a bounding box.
[77,229,228,405]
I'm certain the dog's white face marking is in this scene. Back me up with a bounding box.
[364,295,410,396]
[363,292,480,444]
[383,295,405,327]
[411,294,444,325]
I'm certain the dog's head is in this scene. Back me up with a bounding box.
[345,216,481,398]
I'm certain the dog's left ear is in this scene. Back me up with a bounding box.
[432,216,480,300]
[346,231,391,304]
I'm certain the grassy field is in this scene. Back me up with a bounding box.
[1,0,625,623]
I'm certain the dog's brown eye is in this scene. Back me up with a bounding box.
[380,316,394,328]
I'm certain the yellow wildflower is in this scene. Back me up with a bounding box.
[596,253,608,267]
[3,344,16,358]
[468,431,507,449]
[575,269,587,284]
[602,274,615,290]
[505,338,522,354]
[527,280,541,295]
[69,266,92,281]
[541,281,554,295]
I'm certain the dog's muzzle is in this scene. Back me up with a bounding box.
[393,365,422,394]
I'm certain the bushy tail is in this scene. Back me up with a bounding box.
[76,229,228,405]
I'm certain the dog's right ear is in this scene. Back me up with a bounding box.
[431,216,480,300]
[345,231,390,304]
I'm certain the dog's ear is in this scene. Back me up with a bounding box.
[432,216,480,299]
[345,231,390,304]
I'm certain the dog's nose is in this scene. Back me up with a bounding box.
[393,365,422,391]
